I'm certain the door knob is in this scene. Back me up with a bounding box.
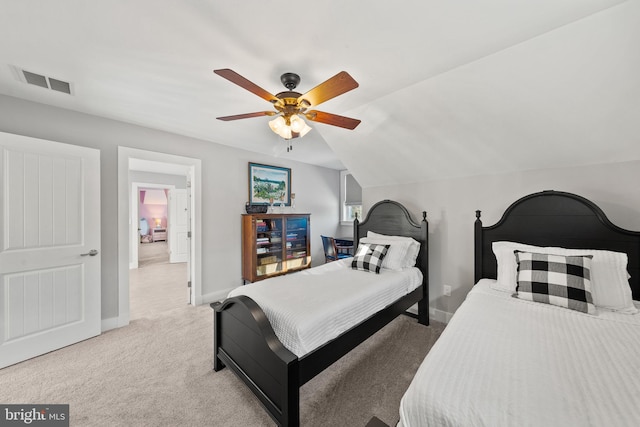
[81,249,99,257]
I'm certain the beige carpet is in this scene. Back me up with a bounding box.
[0,264,445,427]
[138,241,170,267]
[130,261,189,320]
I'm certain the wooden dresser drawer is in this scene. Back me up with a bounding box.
[152,228,167,241]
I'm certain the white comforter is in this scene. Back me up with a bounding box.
[399,280,640,427]
[227,258,423,357]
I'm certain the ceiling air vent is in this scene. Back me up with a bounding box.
[12,66,73,95]
[23,70,48,88]
[48,78,71,94]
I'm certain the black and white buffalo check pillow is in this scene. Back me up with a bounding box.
[351,243,390,274]
[514,251,596,314]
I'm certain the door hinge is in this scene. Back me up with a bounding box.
[187,231,191,238]
[187,281,192,288]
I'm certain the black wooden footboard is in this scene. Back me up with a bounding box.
[212,296,299,426]
[212,286,425,427]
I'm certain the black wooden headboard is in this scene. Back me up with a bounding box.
[354,200,429,324]
[474,190,640,300]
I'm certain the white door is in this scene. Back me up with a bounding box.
[0,132,101,369]
[168,189,189,264]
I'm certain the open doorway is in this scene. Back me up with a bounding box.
[117,147,202,328]
[129,168,190,319]
[129,179,190,319]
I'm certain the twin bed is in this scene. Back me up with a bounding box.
[212,200,429,426]
[399,190,640,426]
[214,191,640,426]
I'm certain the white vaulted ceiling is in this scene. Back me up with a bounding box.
[1,1,638,187]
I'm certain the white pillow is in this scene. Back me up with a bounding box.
[492,241,637,314]
[359,237,410,271]
[360,232,420,270]
[367,231,421,265]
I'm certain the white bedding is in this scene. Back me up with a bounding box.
[227,258,423,357]
[399,280,640,427]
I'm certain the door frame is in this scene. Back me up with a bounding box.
[117,147,202,328]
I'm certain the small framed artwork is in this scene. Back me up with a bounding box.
[248,162,291,206]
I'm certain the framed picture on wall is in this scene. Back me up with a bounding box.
[248,162,291,206]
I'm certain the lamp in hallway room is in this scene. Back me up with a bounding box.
[154,218,161,228]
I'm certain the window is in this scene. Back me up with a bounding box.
[340,170,362,224]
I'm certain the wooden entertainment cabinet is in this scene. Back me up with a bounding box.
[241,213,311,283]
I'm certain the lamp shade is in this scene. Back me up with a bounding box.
[290,115,304,133]
[269,116,293,139]
[269,116,286,133]
[279,126,292,139]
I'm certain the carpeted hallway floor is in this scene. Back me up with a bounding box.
[131,241,189,320]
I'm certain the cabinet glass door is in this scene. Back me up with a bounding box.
[255,217,283,277]
[285,217,308,269]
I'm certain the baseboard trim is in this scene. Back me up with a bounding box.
[429,307,453,324]
[101,317,119,332]
[404,304,452,324]
[101,315,129,332]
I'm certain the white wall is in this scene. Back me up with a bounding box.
[365,160,640,323]
[130,171,187,189]
[0,94,342,324]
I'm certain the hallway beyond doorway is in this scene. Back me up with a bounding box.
[130,261,188,320]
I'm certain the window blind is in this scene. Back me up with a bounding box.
[345,174,362,206]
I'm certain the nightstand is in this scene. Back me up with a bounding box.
[152,228,167,242]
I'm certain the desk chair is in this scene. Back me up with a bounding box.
[321,235,351,263]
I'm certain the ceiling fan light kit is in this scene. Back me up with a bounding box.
[213,68,360,149]
[268,113,312,141]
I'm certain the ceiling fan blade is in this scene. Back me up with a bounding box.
[216,111,276,121]
[214,69,279,104]
[305,110,361,130]
[297,71,359,107]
